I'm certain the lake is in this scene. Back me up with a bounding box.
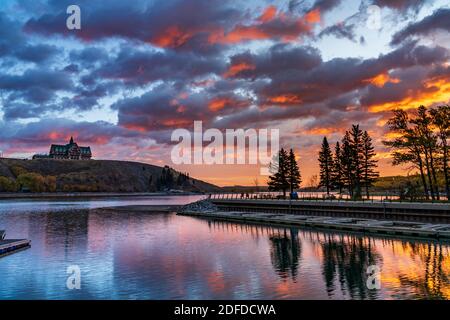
[0,196,449,300]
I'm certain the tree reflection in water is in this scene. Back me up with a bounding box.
[269,229,301,280]
[204,219,450,299]
[394,242,449,300]
[319,234,381,300]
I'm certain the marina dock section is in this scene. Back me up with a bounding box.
[0,231,31,258]
[179,210,450,240]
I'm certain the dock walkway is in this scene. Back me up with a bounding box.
[179,210,450,240]
[0,231,31,258]
[210,199,450,223]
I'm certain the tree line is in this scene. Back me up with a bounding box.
[268,148,301,197]
[318,125,379,199]
[268,124,379,200]
[383,105,449,201]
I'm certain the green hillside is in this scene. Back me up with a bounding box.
[0,158,221,193]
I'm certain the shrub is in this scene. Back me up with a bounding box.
[17,173,46,192]
[0,176,18,192]
[10,166,27,177]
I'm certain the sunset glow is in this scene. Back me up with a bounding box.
[0,0,449,186]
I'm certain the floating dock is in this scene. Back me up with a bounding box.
[0,231,31,258]
[179,210,450,240]
[210,199,450,223]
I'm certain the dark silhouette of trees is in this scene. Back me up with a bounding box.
[268,148,290,197]
[362,131,379,199]
[341,132,355,197]
[287,149,301,194]
[332,142,344,194]
[383,109,430,200]
[268,148,301,197]
[317,125,378,199]
[349,125,365,200]
[384,105,449,201]
[430,105,450,201]
[318,137,333,195]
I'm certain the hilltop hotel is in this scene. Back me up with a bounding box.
[33,137,92,160]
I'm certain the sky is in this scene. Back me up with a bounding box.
[0,0,449,186]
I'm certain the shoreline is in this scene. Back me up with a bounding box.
[0,192,204,201]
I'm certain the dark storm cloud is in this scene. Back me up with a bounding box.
[391,8,450,45]
[0,12,59,63]
[0,118,144,147]
[361,64,450,107]
[94,47,225,86]
[318,23,358,42]
[0,68,73,96]
[69,47,109,66]
[113,83,252,136]
[372,0,427,13]
[226,41,448,107]
[24,0,241,55]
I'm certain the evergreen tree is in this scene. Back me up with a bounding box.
[361,131,379,199]
[349,124,364,199]
[341,131,355,197]
[287,149,301,194]
[332,142,344,194]
[318,137,333,195]
[268,148,290,197]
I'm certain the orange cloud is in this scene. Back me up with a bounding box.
[369,77,450,113]
[223,62,256,78]
[305,9,321,24]
[150,25,196,48]
[364,73,401,88]
[267,94,302,105]
[208,7,318,44]
[258,6,277,23]
[208,98,231,111]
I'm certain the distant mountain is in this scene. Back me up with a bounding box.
[0,158,221,193]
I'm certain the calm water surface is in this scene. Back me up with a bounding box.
[0,196,449,300]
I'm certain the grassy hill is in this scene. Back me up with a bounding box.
[0,158,221,193]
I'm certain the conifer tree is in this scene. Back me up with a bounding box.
[361,131,379,198]
[268,148,290,197]
[287,149,301,194]
[318,137,333,195]
[332,142,344,194]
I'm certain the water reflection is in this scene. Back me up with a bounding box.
[0,204,449,299]
[269,229,301,280]
[319,234,380,299]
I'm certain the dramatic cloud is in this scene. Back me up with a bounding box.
[391,8,450,45]
[1,0,449,185]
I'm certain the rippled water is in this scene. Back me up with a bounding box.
[0,196,449,300]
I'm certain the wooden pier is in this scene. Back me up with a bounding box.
[0,231,31,258]
[179,210,450,240]
[210,199,450,223]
